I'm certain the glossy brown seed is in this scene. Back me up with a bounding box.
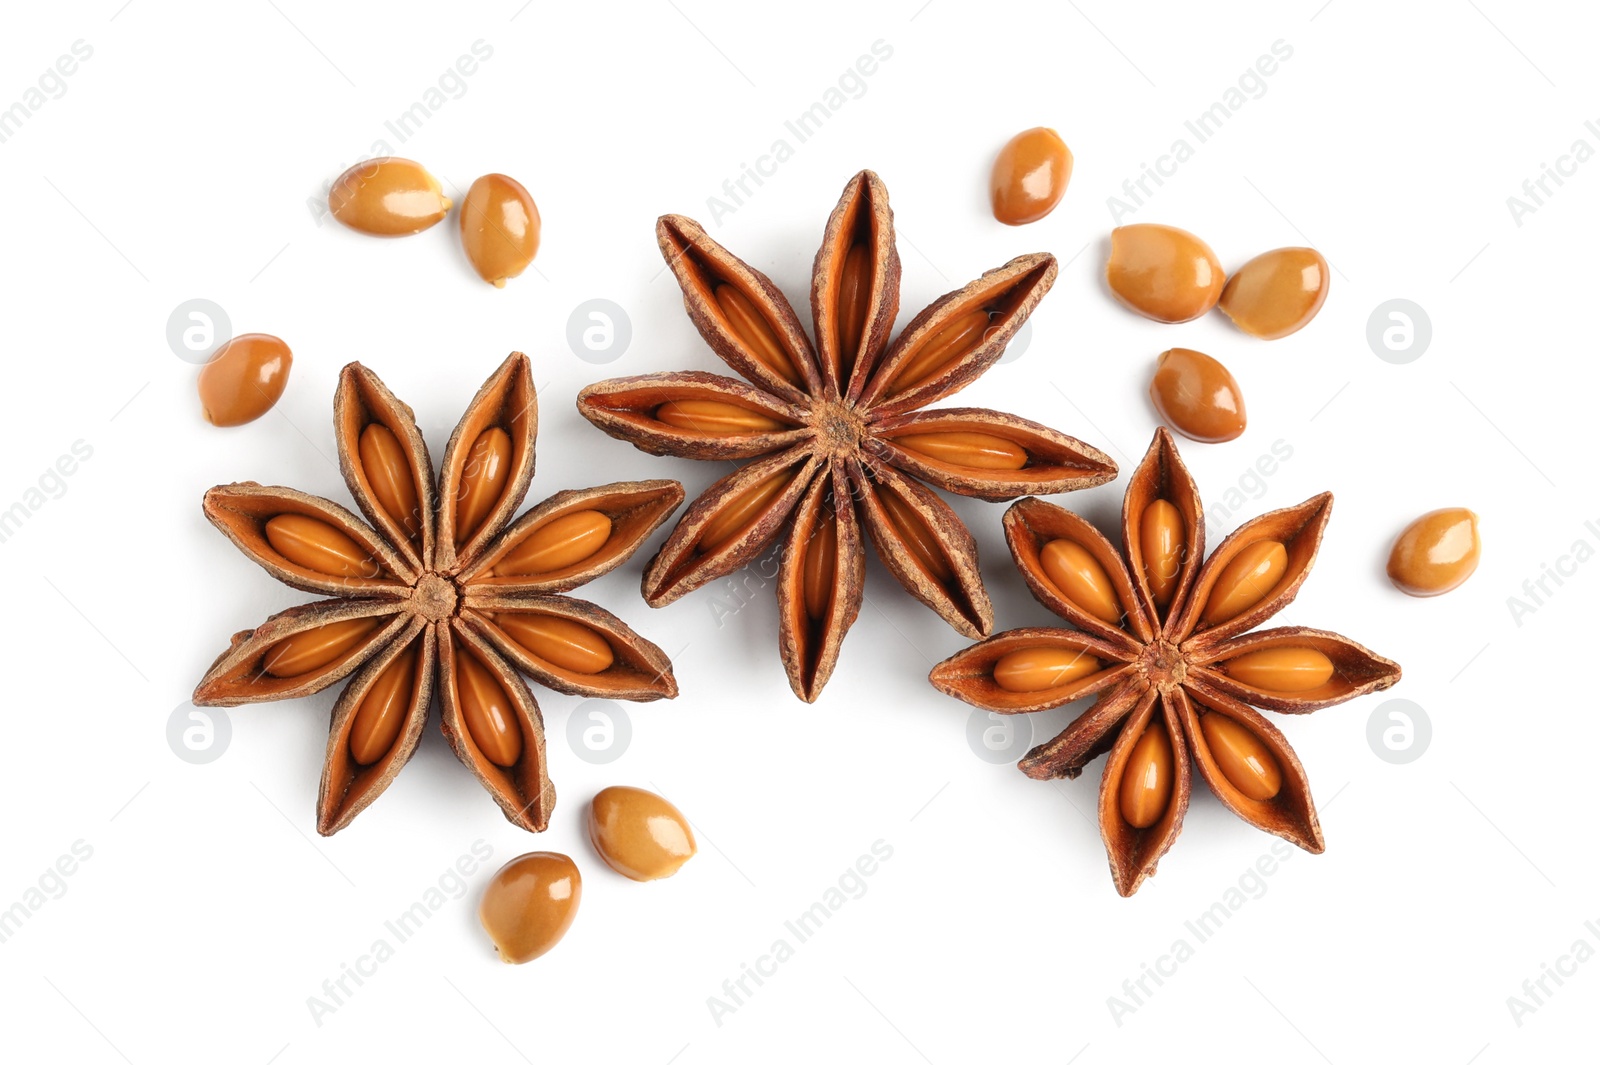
[479,852,581,964]
[349,644,418,765]
[1039,539,1122,624]
[1221,647,1334,693]
[1198,712,1282,800]
[1201,540,1287,626]
[1140,499,1184,609]
[358,424,422,542]
[197,333,293,427]
[459,174,540,287]
[496,511,614,576]
[455,428,512,543]
[264,514,376,579]
[328,157,451,236]
[992,646,1100,693]
[1387,508,1481,597]
[835,241,872,380]
[1118,722,1173,829]
[655,399,785,434]
[1219,247,1329,340]
[587,786,697,881]
[262,617,379,678]
[715,283,802,386]
[891,310,993,393]
[879,490,952,584]
[990,127,1073,226]
[895,431,1028,470]
[801,520,838,622]
[496,613,615,675]
[698,469,795,553]
[1106,224,1223,323]
[1149,348,1246,443]
[455,648,523,766]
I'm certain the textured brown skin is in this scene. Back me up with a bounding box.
[930,428,1401,896]
[577,169,1116,702]
[192,354,683,835]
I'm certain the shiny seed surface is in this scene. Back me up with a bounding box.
[1039,539,1123,624]
[359,424,422,542]
[801,520,838,622]
[990,127,1073,225]
[455,649,522,766]
[497,510,613,576]
[879,490,952,584]
[992,646,1100,693]
[496,613,615,675]
[587,786,697,882]
[892,309,993,392]
[1149,348,1246,443]
[349,644,417,765]
[455,428,512,543]
[1222,646,1334,692]
[263,617,379,678]
[698,469,794,552]
[715,283,801,386]
[1218,247,1329,339]
[329,157,451,236]
[655,399,785,434]
[1387,508,1480,597]
[834,241,872,380]
[1119,722,1174,829]
[1140,499,1184,609]
[479,852,581,964]
[265,514,375,579]
[1202,540,1287,625]
[197,333,292,427]
[895,431,1028,470]
[1106,224,1223,323]
[458,173,540,286]
[1199,712,1282,800]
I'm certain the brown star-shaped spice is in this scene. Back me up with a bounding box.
[193,354,683,835]
[578,170,1116,701]
[930,429,1401,895]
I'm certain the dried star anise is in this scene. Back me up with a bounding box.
[930,429,1401,895]
[578,170,1116,700]
[193,354,683,835]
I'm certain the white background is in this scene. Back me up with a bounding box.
[0,1,1595,1061]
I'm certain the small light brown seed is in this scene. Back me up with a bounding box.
[992,646,1100,693]
[1039,539,1123,624]
[1149,348,1246,443]
[496,613,615,675]
[655,399,785,434]
[262,617,379,678]
[459,173,541,287]
[879,489,953,584]
[891,309,993,393]
[1218,247,1329,340]
[349,644,418,765]
[698,469,795,553]
[990,127,1073,226]
[1387,508,1480,597]
[1118,722,1174,829]
[197,333,293,427]
[1140,500,1184,609]
[1198,712,1282,800]
[801,519,838,622]
[834,241,872,381]
[715,283,802,386]
[328,157,451,236]
[587,786,697,882]
[1220,646,1334,692]
[1201,540,1288,626]
[359,424,422,542]
[1106,224,1223,323]
[455,648,523,766]
[264,514,376,579]
[496,511,614,577]
[479,852,581,964]
[455,428,512,544]
[894,431,1028,471]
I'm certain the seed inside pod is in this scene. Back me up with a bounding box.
[458,173,540,287]
[834,240,872,381]
[1140,500,1184,609]
[992,646,1100,693]
[1119,721,1173,829]
[895,431,1028,471]
[262,617,380,678]
[1201,540,1287,626]
[801,520,838,621]
[1039,539,1123,624]
[587,785,697,881]
[990,126,1073,226]
[264,514,377,579]
[655,399,786,434]
[715,283,802,386]
[495,613,615,675]
[1106,224,1223,323]
[349,644,418,765]
[890,310,995,394]
[1149,348,1246,443]
[1387,507,1480,597]
[455,428,512,543]
[197,333,293,427]
[1198,712,1282,800]
[479,852,581,964]
[358,423,422,542]
[455,647,523,766]
[878,489,952,584]
[328,157,451,236]
[1220,646,1334,693]
[698,469,796,553]
[1218,247,1329,340]
[496,510,613,576]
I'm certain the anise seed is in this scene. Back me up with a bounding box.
[1199,712,1282,800]
[834,241,872,381]
[878,489,952,584]
[1118,722,1173,829]
[496,511,613,576]
[265,514,376,579]
[358,423,422,542]
[349,644,418,765]
[455,648,523,766]
[714,283,802,386]
[801,523,838,622]
[895,431,1027,471]
[455,428,512,543]
[1139,500,1184,609]
[698,469,795,553]
[496,614,615,675]
[890,309,993,393]
[1221,647,1334,693]
[262,617,379,678]
[1039,539,1122,624]
[992,646,1099,693]
[655,399,784,434]
[1201,540,1287,626]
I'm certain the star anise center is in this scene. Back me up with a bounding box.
[810,398,866,456]
[1137,637,1188,693]
[412,571,459,621]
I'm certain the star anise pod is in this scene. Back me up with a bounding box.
[578,170,1116,700]
[193,354,683,835]
[930,429,1401,895]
